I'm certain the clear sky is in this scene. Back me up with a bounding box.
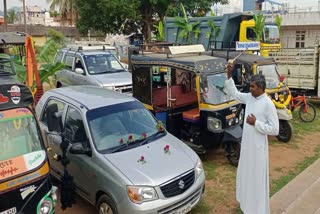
[2,0,316,11]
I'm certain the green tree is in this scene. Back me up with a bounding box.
[47,0,78,25]
[275,14,282,35]
[74,0,227,42]
[174,3,201,44]
[7,9,17,23]
[252,13,266,41]
[153,20,165,42]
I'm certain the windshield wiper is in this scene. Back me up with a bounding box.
[139,130,166,146]
[110,143,130,153]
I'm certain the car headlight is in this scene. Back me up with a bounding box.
[38,198,54,214]
[207,117,222,132]
[127,186,158,204]
[195,159,203,179]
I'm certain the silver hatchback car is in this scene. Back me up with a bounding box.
[35,86,205,214]
[53,46,132,93]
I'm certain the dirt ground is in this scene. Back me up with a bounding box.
[53,132,320,214]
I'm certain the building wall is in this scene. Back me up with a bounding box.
[243,0,255,12]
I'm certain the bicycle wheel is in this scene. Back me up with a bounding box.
[299,102,317,122]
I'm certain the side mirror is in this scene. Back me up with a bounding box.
[69,143,92,156]
[46,103,62,133]
[75,68,84,74]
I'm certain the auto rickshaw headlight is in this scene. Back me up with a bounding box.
[239,109,244,122]
[38,198,54,214]
[195,159,203,179]
[207,117,222,132]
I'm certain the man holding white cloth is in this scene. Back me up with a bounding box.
[224,62,279,214]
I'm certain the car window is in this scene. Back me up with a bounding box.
[74,57,84,70]
[65,106,87,144]
[53,51,63,63]
[63,54,75,70]
[83,54,124,74]
[41,99,66,125]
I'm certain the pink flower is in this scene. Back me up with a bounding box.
[164,144,170,154]
[128,135,133,140]
[119,138,124,144]
[137,155,146,164]
[141,133,147,139]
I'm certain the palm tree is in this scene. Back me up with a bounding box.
[46,0,78,25]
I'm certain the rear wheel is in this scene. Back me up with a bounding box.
[276,120,292,143]
[225,141,241,167]
[299,103,316,122]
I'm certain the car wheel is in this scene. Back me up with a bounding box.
[97,194,118,214]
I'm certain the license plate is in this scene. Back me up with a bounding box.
[0,207,17,214]
[175,203,192,214]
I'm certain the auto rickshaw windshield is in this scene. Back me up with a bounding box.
[0,108,43,160]
[256,64,280,88]
[201,73,233,105]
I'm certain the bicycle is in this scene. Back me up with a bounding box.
[290,91,317,122]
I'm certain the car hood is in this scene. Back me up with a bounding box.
[90,71,132,86]
[104,134,196,186]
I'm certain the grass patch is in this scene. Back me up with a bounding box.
[203,162,217,180]
[270,145,320,195]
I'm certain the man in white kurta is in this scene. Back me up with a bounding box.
[224,65,279,214]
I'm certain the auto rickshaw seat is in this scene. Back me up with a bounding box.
[182,108,200,123]
[152,84,197,109]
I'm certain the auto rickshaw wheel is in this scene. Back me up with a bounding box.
[276,120,292,143]
[225,141,241,167]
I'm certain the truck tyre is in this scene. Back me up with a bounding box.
[225,141,241,167]
[276,120,292,143]
[97,194,118,214]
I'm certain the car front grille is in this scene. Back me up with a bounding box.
[160,170,195,198]
[115,84,132,93]
[157,186,202,214]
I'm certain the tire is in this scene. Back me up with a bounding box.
[96,194,118,214]
[299,103,316,122]
[225,141,241,167]
[276,120,292,143]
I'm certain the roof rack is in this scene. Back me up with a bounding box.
[138,43,206,58]
[66,43,116,52]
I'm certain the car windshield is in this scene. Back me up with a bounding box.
[0,108,45,181]
[84,54,125,75]
[87,101,161,154]
[201,73,233,105]
[263,25,280,44]
[257,64,280,89]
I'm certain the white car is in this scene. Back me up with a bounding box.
[35,86,205,214]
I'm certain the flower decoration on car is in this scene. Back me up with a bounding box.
[127,134,134,143]
[164,144,170,154]
[156,123,164,132]
[137,155,146,164]
[119,138,124,144]
[141,132,147,139]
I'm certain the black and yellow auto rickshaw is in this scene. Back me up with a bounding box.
[0,59,57,214]
[130,44,244,166]
[209,51,293,142]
